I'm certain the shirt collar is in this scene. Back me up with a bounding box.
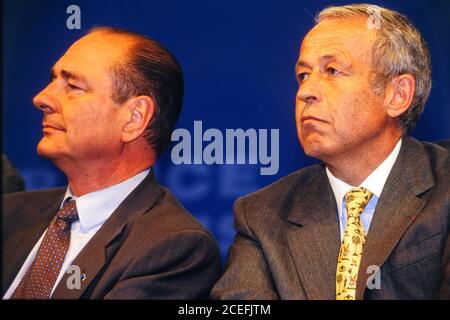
[62,169,150,232]
[326,139,402,215]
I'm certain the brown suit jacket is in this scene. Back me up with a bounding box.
[212,137,450,299]
[2,172,222,299]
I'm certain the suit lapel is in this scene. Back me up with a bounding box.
[286,169,341,299]
[52,170,163,299]
[356,137,435,299]
[3,190,65,294]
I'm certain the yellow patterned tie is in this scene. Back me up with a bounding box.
[336,187,373,300]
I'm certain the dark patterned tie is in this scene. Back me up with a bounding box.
[11,198,79,299]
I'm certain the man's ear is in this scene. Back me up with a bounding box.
[122,95,155,143]
[384,74,415,119]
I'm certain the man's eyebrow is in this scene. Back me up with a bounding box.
[320,54,353,70]
[61,70,90,86]
[50,68,90,86]
[296,54,353,72]
[296,60,313,70]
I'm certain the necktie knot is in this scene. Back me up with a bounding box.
[345,187,373,218]
[57,199,79,224]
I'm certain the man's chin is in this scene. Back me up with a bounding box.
[303,147,324,160]
[37,142,63,160]
[300,139,329,161]
[298,132,336,160]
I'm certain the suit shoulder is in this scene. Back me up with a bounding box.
[3,188,65,211]
[236,163,324,210]
[2,188,65,238]
[433,139,450,151]
[420,139,450,171]
[124,184,221,263]
[135,184,216,240]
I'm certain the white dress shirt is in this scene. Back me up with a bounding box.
[3,169,150,299]
[326,139,402,241]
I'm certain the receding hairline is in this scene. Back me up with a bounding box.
[299,16,378,67]
[83,28,142,85]
[87,26,141,40]
[311,6,381,45]
[316,4,383,22]
[85,27,143,60]
[307,14,378,41]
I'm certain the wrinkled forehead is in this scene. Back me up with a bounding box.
[299,17,377,65]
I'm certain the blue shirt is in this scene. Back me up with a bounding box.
[326,139,402,241]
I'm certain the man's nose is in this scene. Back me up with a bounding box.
[297,74,321,104]
[32,84,59,114]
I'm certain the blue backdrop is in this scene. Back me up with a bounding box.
[3,0,450,259]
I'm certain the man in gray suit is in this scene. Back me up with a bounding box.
[3,27,222,299]
[212,4,449,299]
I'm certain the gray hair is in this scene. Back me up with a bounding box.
[316,3,432,133]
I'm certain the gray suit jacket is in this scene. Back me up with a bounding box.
[212,137,450,299]
[3,171,222,299]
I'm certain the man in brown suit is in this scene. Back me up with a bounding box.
[3,27,222,299]
[212,4,449,299]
